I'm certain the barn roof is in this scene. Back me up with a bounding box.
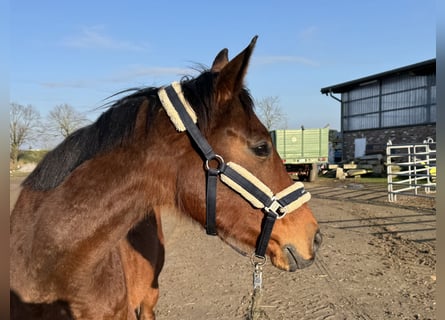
[320,58,436,95]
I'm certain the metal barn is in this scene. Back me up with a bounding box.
[320,59,436,162]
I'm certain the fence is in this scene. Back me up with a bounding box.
[386,138,436,202]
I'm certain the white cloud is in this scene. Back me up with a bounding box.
[61,25,149,51]
[40,80,91,89]
[254,55,320,67]
[298,26,318,41]
[107,66,195,83]
[38,65,195,89]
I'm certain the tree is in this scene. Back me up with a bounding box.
[255,96,287,130]
[47,104,90,138]
[10,103,41,165]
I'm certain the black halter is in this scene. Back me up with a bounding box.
[158,83,310,258]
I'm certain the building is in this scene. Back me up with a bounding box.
[321,59,436,162]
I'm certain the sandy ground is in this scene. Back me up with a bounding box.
[10,177,436,320]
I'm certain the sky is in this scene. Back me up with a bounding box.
[9,1,436,140]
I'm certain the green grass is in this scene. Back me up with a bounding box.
[10,150,48,175]
[317,174,387,185]
[349,176,387,184]
[17,150,48,164]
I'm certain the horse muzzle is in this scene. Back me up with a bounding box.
[283,229,322,272]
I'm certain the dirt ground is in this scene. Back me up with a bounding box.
[10,176,436,320]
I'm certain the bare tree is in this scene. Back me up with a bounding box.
[255,96,287,130]
[10,103,41,165]
[47,104,90,138]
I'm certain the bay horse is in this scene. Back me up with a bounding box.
[10,36,322,319]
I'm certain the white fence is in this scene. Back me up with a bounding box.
[386,138,436,202]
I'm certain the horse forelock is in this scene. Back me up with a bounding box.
[22,69,254,191]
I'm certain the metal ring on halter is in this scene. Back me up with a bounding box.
[250,252,267,266]
[205,154,225,172]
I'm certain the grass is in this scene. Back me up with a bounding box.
[10,150,48,177]
[317,174,388,185]
[17,150,48,164]
[348,176,387,184]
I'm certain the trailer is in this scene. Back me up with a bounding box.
[270,128,329,182]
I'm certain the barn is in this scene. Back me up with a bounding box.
[320,58,436,162]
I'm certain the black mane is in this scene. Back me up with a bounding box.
[23,70,255,191]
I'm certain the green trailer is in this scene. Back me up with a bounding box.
[270,128,329,182]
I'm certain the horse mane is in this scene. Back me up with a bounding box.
[22,70,255,191]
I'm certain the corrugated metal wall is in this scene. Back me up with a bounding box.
[341,73,436,131]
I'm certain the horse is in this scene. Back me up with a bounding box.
[10,36,322,319]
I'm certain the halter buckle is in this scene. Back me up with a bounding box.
[264,199,287,219]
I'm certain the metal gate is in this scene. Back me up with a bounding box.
[386,138,436,202]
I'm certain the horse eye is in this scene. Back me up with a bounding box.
[252,142,271,157]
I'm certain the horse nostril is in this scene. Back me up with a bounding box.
[313,229,322,253]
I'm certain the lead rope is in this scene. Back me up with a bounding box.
[247,257,270,320]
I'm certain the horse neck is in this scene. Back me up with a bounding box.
[24,127,183,265]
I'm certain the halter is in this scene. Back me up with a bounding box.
[158,82,311,258]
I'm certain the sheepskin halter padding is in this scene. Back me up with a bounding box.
[220,162,311,215]
[158,81,197,132]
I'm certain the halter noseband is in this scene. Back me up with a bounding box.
[158,82,311,258]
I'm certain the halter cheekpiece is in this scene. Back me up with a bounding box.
[158,82,311,258]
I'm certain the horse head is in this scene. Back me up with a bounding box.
[172,37,321,271]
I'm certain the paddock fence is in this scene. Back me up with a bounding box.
[386,138,436,202]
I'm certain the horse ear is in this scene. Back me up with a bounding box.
[214,36,258,103]
[211,48,229,72]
